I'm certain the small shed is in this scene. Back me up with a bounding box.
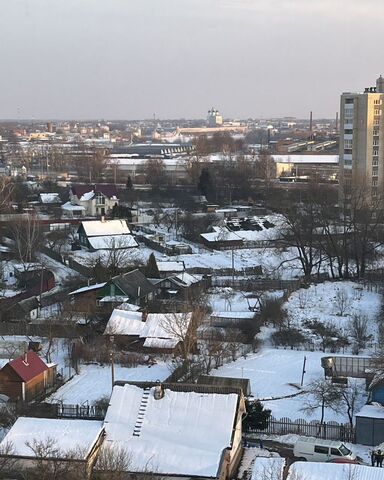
[369,374,384,404]
[355,404,384,446]
[0,351,56,402]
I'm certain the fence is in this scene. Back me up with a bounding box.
[15,402,106,420]
[247,416,355,443]
[211,277,302,292]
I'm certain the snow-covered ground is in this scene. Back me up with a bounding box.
[284,281,381,345]
[211,348,367,423]
[47,362,171,405]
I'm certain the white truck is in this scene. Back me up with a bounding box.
[293,437,357,462]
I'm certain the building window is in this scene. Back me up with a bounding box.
[374,99,381,105]
[373,158,379,166]
[344,159,352,165]
[372,178,378,186]
[345,98,354,104]
[96,195,105,205]
[373,139,379,146]
[344,139,353,149]
[372,167,378,177]
[373,148,379,156]
[344,129,353,134]
[374,119,380,125]
[375,109,381,115]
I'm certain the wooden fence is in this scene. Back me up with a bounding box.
[247,416,355,442]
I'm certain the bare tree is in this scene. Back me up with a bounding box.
[93,445,132,480]
[160,307,206,363]
[335,288,351,316]
[144,158,167,189]
[349,314,372,354]
[10,214,43,265]
[301,378,342,426]
[0,440,17,475]
[334,380,364,428]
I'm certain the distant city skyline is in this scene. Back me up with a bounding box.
[0,0,383,120]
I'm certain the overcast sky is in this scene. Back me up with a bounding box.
[0,0,383,120]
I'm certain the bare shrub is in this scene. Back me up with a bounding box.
[335,287,351,316]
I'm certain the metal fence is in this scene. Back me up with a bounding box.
[247,416,355,442]
[15,402,106,420]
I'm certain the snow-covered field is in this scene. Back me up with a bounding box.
[47,362,171,405]
[211,348,366,423]
[284,281,381,336]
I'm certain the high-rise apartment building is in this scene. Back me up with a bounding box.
[339,76,384,203]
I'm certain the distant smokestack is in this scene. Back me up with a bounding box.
[309,111,313,132]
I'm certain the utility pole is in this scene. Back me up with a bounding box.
[231,248,235,286]
[110,335,115,390]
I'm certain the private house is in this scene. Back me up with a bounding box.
[155,271,208,302]
[104,309,193,352]
[156,260,185,278]
[69,184,119,217]
[77,218,138,251]
[0,417,104,479]
[95,381,246,480]
[69,282,107,314]
[97,269,156,308]
[0,351,57,401]
[200,227,244,250]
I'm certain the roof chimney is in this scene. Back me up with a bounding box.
[153,383,164,400]
[23,352,29,366]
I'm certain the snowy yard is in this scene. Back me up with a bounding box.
[284,281,381,335]
[211,348,366,423]
[47,362,171,405]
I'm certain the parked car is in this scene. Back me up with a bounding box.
[293,437,356,463]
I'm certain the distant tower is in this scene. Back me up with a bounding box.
[207,108,223,127]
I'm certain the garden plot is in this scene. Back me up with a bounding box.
[47,362,171,405]
[284,281,381,338]
[211,348,366,423]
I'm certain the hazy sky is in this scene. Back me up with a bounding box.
[0,0,383,120]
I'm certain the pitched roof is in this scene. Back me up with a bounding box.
[80,219,131,237]
[7,351,48,382]
[71,184,119,200]
[101,384,239,477]
[112,269,156,299]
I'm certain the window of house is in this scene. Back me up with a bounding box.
[96,195,105,204]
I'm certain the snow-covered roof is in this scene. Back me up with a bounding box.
[355,404,384,419]
[88,234,138,250]
[288,461,384,480]
[201,227,242,243]
[105,310,144,336]
[272,154,339,164]
[69,282,106,295]
[81,219,131,237]
[251,457,285,480]
[80,190,94,201]
[171,271,202,287]
[104,311,192,349]
[156,261,185,273]
[101,384,238,476]
[211,311,255,319]
[61,201,86,211]
[0,417,103,458]
[39,193,61,204]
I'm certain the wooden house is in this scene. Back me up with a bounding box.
[0,351,57,402]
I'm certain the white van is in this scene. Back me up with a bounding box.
[293,437,356,462]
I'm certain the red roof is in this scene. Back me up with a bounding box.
[7,351,48,382]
